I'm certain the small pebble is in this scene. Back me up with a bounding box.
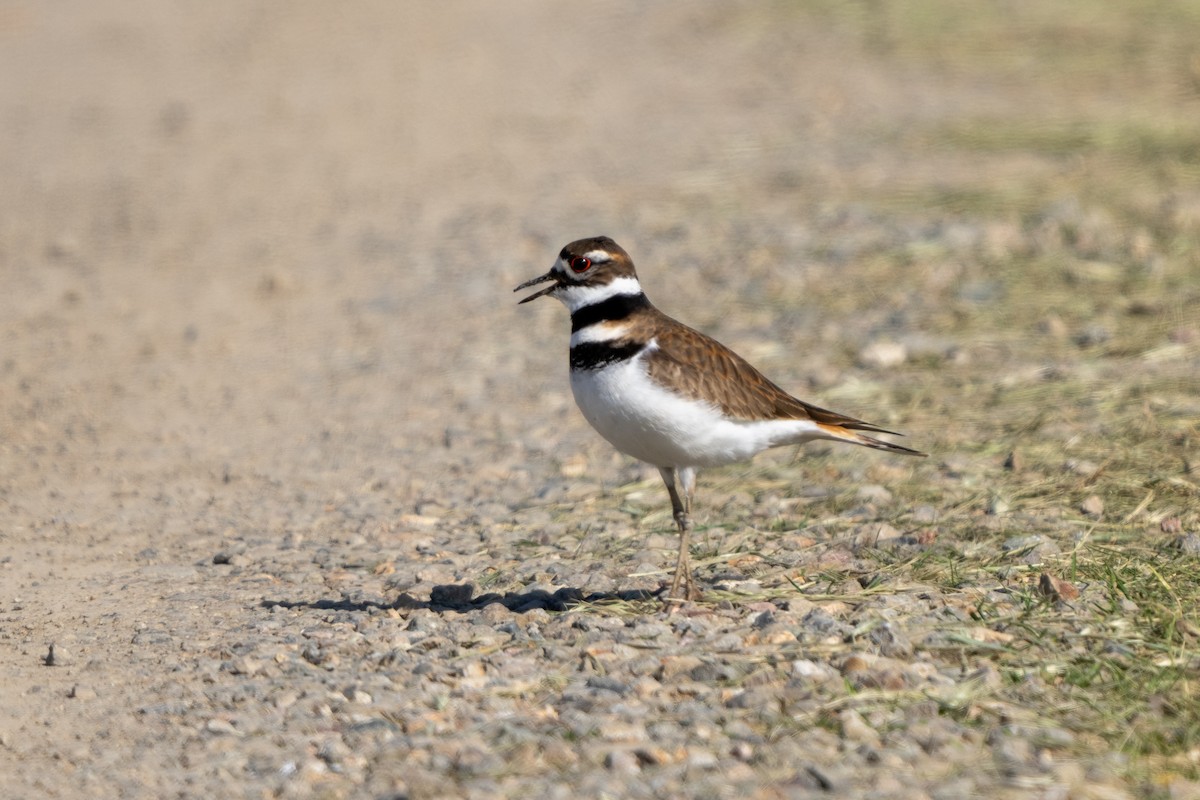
[204,719,242,737]
[67,685,97,701]
[858,340,908,368]
[911,505,938,523]
[224,657,262,677]
[686,748,719,770]
[1066,460,1100,477]
[1074,323,1112,348]
[1080,495,1104,518]
[1038,572,1080,602]
[211,551,240,565]
[633,746,675,766]
[792,659,837,682]
[43,644,71,667]
[856,484,894,505]
[604,749,641,775]
[840,709,880,744]
[866,620,913,658]
[1039,315,1069,338]
[1171,533,1200,555]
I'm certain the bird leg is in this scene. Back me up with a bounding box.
[659,466,700,602]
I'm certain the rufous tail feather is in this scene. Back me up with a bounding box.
[815,423,927,457]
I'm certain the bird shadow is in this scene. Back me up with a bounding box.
[260,583,663,615]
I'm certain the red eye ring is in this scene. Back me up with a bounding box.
[569,256,591,273]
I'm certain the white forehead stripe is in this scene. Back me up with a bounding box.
[583,250,614,262]
[556,276,644,313]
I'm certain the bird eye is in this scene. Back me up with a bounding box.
[569,256,591,273]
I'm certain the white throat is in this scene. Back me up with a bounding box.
[555,275,644,314]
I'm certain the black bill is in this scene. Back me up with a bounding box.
[514,271,558,304]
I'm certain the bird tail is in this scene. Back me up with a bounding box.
[814,422,927,457]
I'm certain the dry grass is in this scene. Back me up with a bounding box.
[855,33,1196,792]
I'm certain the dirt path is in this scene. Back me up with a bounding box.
[3,2,1198,798]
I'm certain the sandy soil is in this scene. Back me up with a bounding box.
[3,3,1198,798]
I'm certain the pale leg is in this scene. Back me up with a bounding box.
[659,466,700,601]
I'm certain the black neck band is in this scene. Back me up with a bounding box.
[570,292,649,333]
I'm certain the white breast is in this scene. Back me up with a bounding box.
[569,343,824,469]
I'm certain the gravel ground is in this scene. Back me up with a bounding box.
[3,3,1198,799]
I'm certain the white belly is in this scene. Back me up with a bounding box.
[569,353,822,469]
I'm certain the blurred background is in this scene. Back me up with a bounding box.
[2,1,1195,525]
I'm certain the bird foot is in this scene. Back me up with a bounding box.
[663,565,701,608]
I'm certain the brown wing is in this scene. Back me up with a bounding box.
[643,310,906,434]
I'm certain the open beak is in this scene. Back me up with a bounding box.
[514,271,559,304]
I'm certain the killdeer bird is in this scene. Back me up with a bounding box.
[516,236,925,601]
